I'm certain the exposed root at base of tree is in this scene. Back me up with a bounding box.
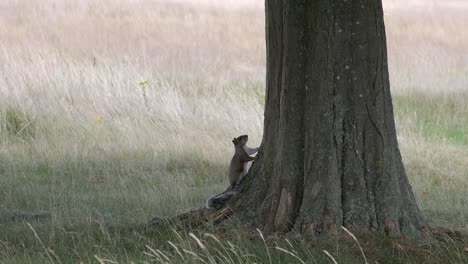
[148,207,233,229]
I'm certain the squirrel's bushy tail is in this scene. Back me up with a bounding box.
[206,187,237,210]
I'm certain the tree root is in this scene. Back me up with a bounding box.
[148,207,233,229]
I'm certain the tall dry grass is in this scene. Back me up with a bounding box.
[0,0,467,262]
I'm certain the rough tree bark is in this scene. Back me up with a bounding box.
[225,0,429,237]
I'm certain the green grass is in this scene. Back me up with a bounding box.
[0,92,467,263]
[0,108,37,143]
[0,148,224,224]
[394,93,468,145]
[393,94,468,230]
[0,221,466,263]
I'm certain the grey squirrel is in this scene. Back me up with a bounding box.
[228,135,258,187]
[206,135,258,210]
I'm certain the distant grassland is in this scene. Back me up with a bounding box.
[0,0,467,263]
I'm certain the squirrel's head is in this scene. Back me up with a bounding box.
[232,135,248,147]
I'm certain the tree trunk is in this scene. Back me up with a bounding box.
[228,0,429,237]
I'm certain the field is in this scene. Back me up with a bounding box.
[0,0,467,263]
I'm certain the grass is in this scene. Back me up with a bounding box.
[0,0,467,263]
[0,221,466,263]
[394,94,468,145]
[0,108,36,142]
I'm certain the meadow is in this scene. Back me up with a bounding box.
[0,0,467,263]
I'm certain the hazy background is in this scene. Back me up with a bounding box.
[0,0,467,262]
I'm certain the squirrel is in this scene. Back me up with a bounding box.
[228,135,258,187]
[206,135,258,210]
